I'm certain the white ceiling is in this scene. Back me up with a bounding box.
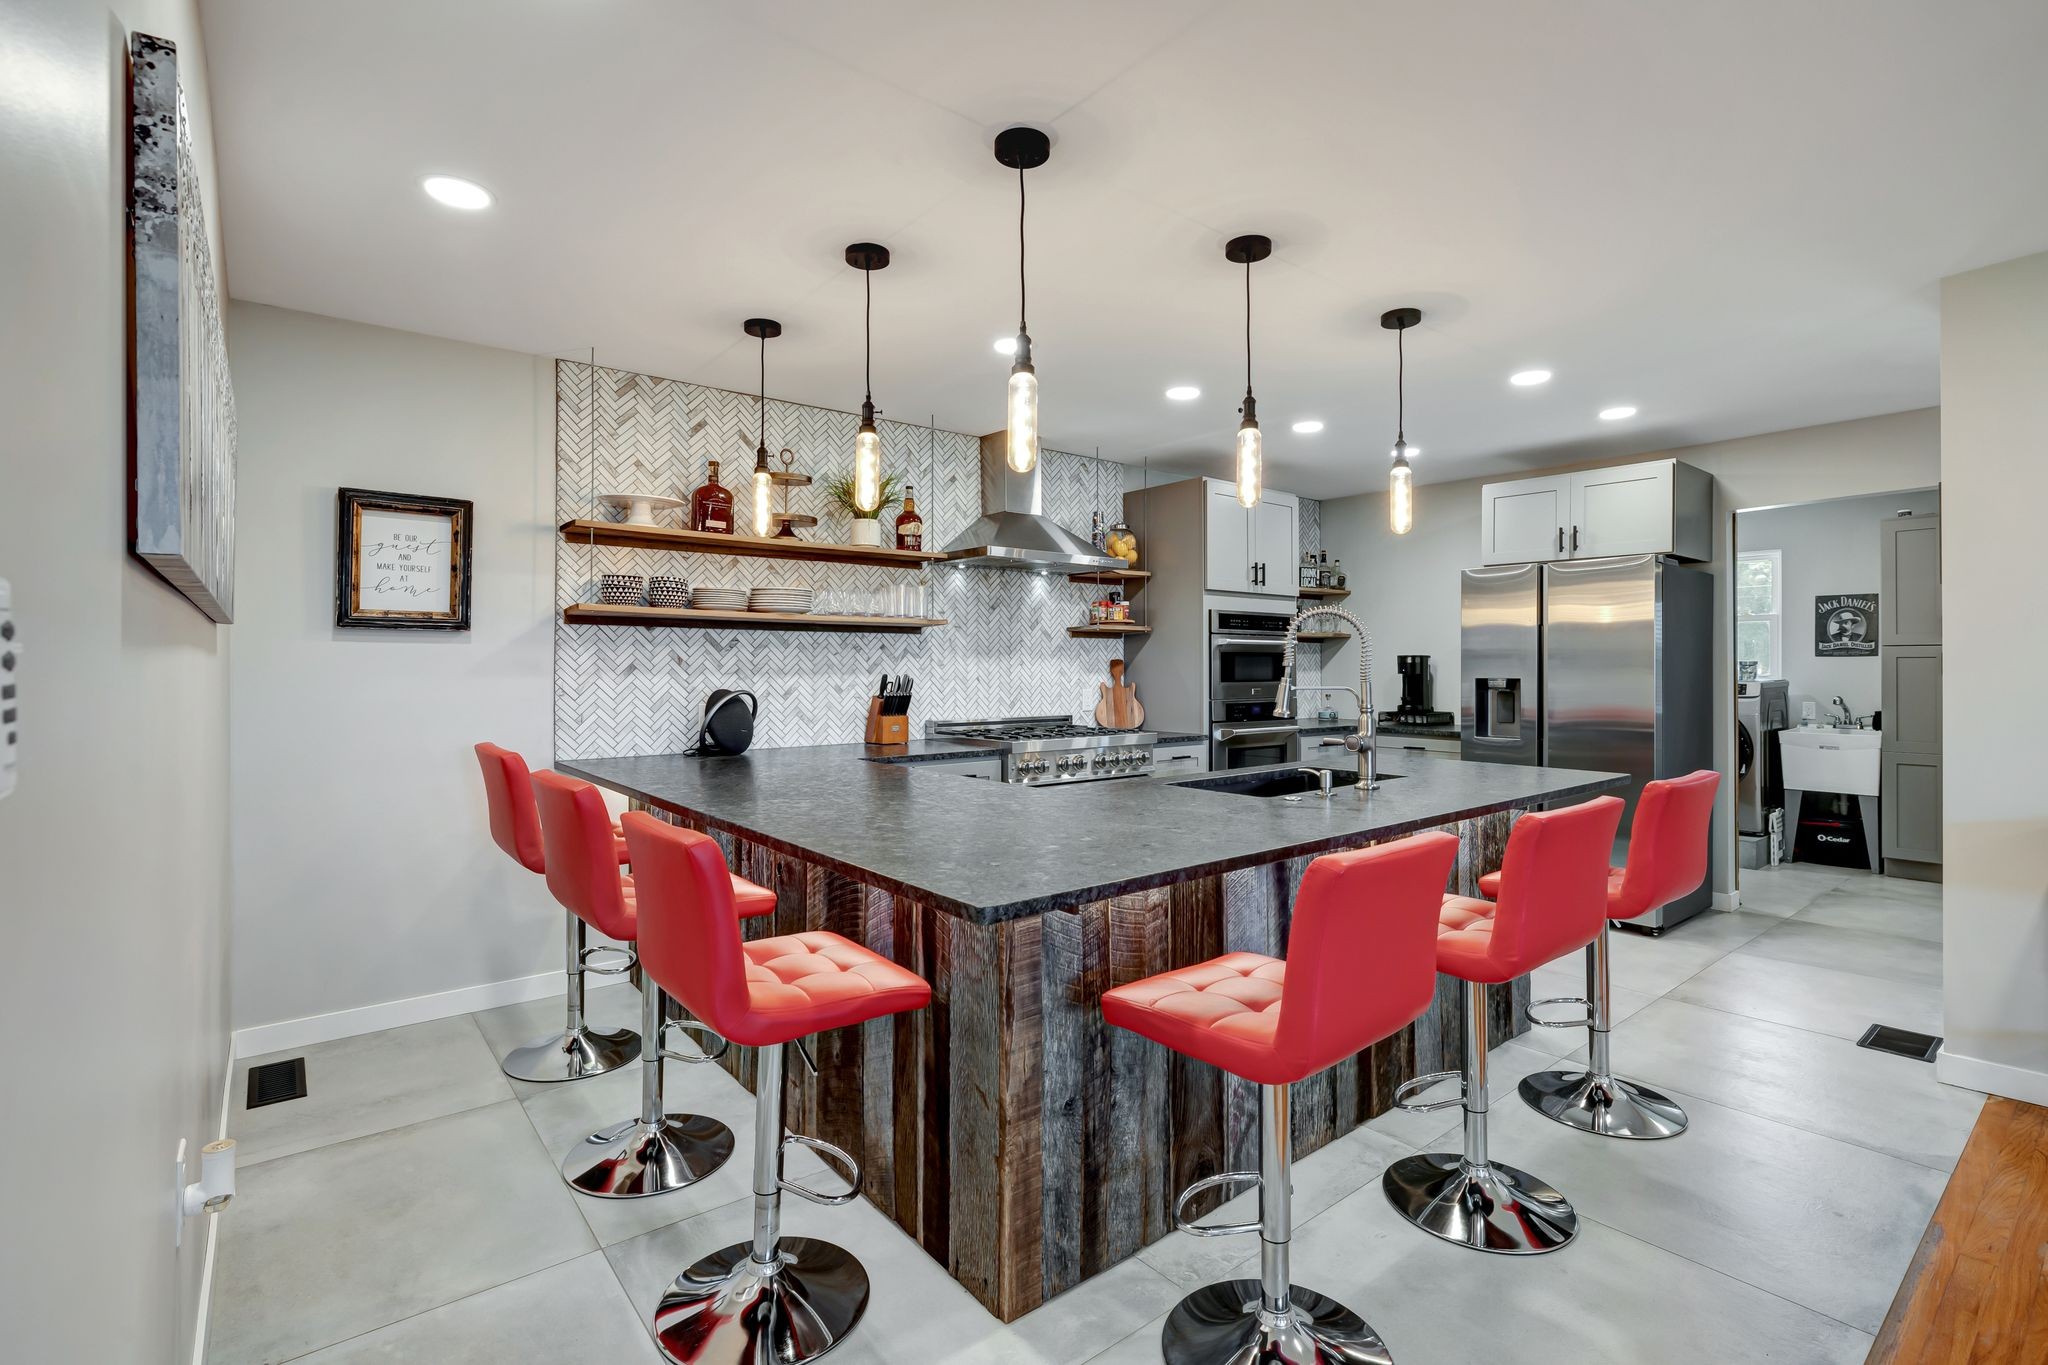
[199,0,2048,498]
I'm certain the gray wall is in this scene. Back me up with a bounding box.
[1735,489,1939,723]
[1319,408,1941,898]
[226,303,560,1038]
[0,1,232,1360]
[1940,249,2048,1105]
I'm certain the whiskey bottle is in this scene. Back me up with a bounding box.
[689,460,734,534]
[895,484,924,551]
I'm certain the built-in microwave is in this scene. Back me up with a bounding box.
[1208,609,1292,704]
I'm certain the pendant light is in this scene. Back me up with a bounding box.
[1225,235,1272,509]
[744,317,781,536]
[1382,307,1421,536]
[844,243,891,515]
[994,126,1050,474]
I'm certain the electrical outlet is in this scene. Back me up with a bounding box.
[1,577,15,801]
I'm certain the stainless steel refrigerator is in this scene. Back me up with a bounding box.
[1460,554,1714,930]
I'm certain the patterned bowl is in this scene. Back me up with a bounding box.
[599,573,646,605]
[648,576,689,608]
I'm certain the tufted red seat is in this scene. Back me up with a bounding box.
[1436,796,1624,984]
[477,743,632,868]
[621,813,931,1049]
[1105,833,1460,1087]
[534,772,777,942]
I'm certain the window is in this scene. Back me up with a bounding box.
[1735,549,1782,680]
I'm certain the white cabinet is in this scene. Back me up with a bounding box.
[1479,459,1711,565]
[1203,481,1297,596]
[1482,476,1571,564]
[1153,739,1209,773]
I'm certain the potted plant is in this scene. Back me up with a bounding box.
[825,472,903,547]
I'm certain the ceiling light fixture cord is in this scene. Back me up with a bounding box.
[1244,258,1253,398]
[1396,320,1406,446]
[1017,165,1028,333]
[864,263,873,404]
[757,332,766,452]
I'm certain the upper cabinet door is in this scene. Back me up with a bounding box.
[1481,476,1570,565]
[1881,514,1941,646]
[1204,482,1254,592]
[1569,462,1674,558]
[1249,494,1298,595]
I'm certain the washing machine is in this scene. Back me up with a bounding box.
[1737,679,1789,835]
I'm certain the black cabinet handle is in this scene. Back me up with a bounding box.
[1556,526,1565,554]
[1571,526,1580,553]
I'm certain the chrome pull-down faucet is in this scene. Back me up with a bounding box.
[1275,606,1377,790]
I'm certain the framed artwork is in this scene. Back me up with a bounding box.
[335,489,474,630]
[1814,593,1879,658]
[129,33,237,624]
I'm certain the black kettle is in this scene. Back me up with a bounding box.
[695,689,757,756]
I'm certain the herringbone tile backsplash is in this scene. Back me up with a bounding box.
[553,361,1318,757]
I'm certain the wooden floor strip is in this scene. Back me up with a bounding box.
[1869,1097,2048,1364]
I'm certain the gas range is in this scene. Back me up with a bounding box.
[926,715,1157,785]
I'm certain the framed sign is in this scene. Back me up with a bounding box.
[335,488,473,630]
[1814,593,1878,658]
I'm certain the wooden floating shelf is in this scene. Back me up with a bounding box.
[560,519,942,568]
[1067,567,1150,586]
[564,604,945,633]
[1067,622,1152,638]
[1297,585,1350,599]
[1294,630,1349,642]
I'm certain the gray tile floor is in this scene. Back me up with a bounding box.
[211,865,1972,1363]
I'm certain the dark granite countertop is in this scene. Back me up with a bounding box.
[561,745,1625,925]
[1301,720,1462,741]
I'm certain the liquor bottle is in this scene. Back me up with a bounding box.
[895,484,924,551]
[1333,557,1347,588]
[689,461,734,534]
[1317,551,1331,587]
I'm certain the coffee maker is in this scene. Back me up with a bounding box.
[1380,654,1455,726]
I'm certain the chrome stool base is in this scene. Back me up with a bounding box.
[562,1114,735,1199]
[1163,1281,1393,1365]
[500,1025,639,1084]
[1519,1068,1689,1139]
[653,1237,869,1365]
[1382,1153,1577,1255]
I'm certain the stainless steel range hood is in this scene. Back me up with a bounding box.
[940,433,1126,571]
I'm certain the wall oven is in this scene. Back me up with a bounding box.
[1207,611,1298,769]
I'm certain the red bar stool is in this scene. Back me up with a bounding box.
[1103,831,1461,1365]
[475,743,639,1083]
[620,812,932,1365]
[1512,770,1721,1139]
[1382,795,1624,1255]
[532,772,778,1198]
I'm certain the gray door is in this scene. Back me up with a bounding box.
[1461,564,1542,765]
[1882,752,1942,863]
[1543,556,1659,837]
[1880,514,1941,646]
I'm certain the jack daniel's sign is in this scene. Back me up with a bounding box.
[1814,594,1879,657]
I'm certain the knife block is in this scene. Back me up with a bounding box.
[864,699,908,746]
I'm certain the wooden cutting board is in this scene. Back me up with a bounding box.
[1094,658,1144,729]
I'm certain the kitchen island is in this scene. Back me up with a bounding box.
[562,746,1626,1320]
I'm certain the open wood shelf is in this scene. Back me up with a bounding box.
[1297,585,1350,599]
[1067,622,1152,638]
[1067,567,1150,586]
[560,519,942,568]
[1294,630,1348,642]
[564,604,945,633]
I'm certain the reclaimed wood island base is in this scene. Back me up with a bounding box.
[562,746,1627,1322]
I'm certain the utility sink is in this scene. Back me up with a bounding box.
[1778,727,1880,797]
[1170,768,1402,799]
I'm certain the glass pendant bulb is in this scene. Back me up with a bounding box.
[1007,333,1038,474]
[1388,443,1415,536]
[1236,394,1263,509]
[752,446,773,537]
[854,415,882,515]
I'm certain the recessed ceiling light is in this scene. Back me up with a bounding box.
[421,175,492,210]
[993,336,1018,356]
[1599,405,1638,421]
[1164,384,1200,401]
[1291,419,1324,434]
[1509,369,1551,387]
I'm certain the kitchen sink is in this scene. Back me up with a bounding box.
[1778,726,1881,797]
[1171,768,1402,799]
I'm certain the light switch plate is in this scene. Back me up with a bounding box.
[0,577,15,801]
[1800,699,1816,722]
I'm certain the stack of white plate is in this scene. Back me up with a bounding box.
[748,587,815,615]
[688,585,749,612]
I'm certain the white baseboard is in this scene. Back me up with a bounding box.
[232,969,572,1059]
[1713,890,1740,910]
[1935,1048,2048,1106]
